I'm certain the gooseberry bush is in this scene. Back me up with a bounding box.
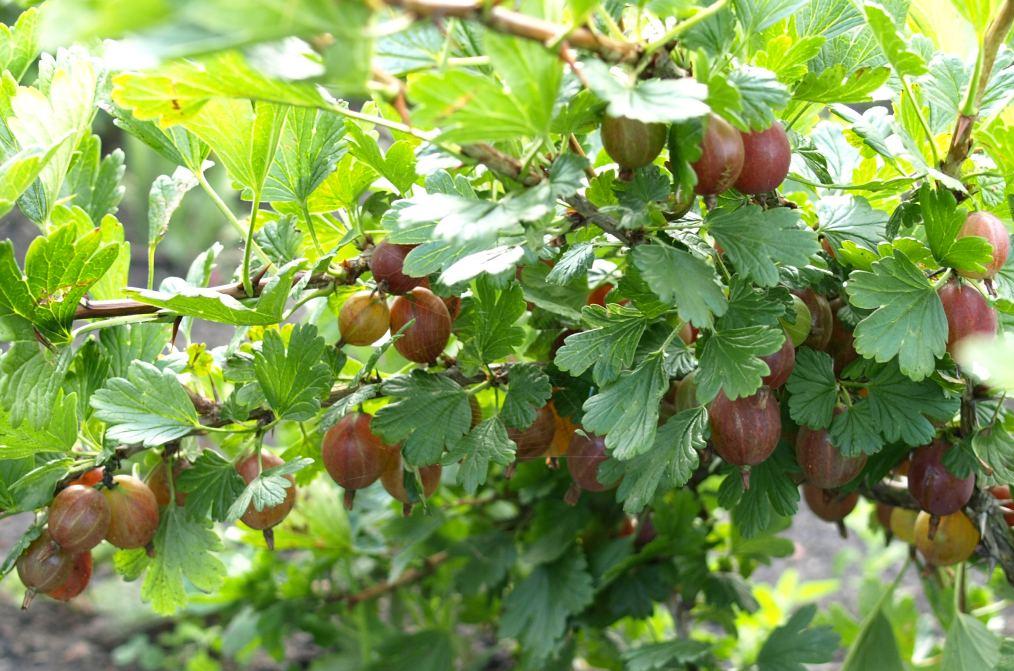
[0,0,1013,668]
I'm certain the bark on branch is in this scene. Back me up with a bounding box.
[381,0,640,63]
[941,0,1014,178]
[337,551,451,605]
[862,479,1014,588]
[73,255,370,322]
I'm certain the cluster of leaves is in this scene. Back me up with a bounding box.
[0,0,1012,669]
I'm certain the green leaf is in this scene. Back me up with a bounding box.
[817,195,889,253]
[755,34,826,83]
[176,450,246,523]
[940,612,1001,671]
[708,206,821,287]
[386,156,584,249]
[733,0,808,32]
[455,530,517,595]
[546,243,595,285]
[829,402,882,456]
[485,30,562,138]
[863,2,927,78]
[90,361,201,446]
[829,361,958,456]
[695,326,785,402]
[0,342,71,429]
[973,425,1014,483]
[622,640,711,671]
[554,304,649,385]
[63,134,125,223]
[841,608,904,671]
[125,260,302,325]
[455,276,526,373]
[719,281,792,330]
[501,363,553,430]
[254,216,301,266]
[147,167,197,250]
[141,506,226,616]
[7,49,98,222]
[795,63,891,104]
[0,7,40,82]
[718,447,799,537]
[519,257,588,320]
[0,223,118,343]
[372,371,471,466]
[632,244,727,328]
[724,66,791,130]
[920,185,994,275]
[345,125,417,194]
[785,348,837,429]
[608,408,708,512]
[0,144,59,219]
[846,251,947,381]
[0,390,76,459]
[582,351,669,459]
[105,103,208,170]
[253,324,331,421]
[446,417,515,494]
[262,107,345,203]
[409,69,546,143]
[183,98,285,196]
[98,322,172,379]
[369,630,455,671]
[112,51,329,126]
[89,215,131,301]
[499,551,595,661]
[582,60,710,124]
[756,604,839,671]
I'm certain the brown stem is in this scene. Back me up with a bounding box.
[460,143,542,186]
[381,0,639,63]
[941,0,1014,178]
[862,480,1014,588]
[340,551,451,605]
[74,255,370,322]
[565,194,638,245]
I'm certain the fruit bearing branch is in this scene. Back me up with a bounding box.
[864,480,1014,587]
[379,0,640,63]
[72,256,371,321]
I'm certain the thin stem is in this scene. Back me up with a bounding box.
[284,285,334,321]
[961,48,985,117]
[930,269,953,290]
[196,171,272,266]
[955,561,967,614]
[301,199,323,255]
[146,244,156,291]
[467,380,492,396]
[597,7,626,41]
[713,250,732,284]
[643,0,729,55]
[784,102,813,132]
[71,313,161,340]
[987,392,1007,427]
[166,454,177,504]
[901,77,940,165]
[329,103,438,143]
[242,195,263,297]
[840,557,911,670]
[942,0,1014,177]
